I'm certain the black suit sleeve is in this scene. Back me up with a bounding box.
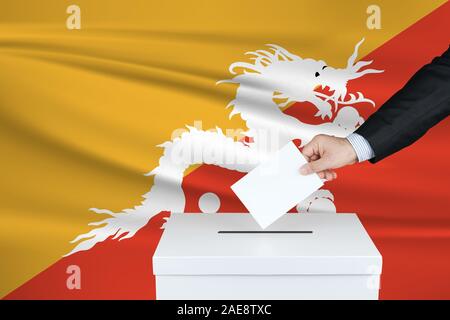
[355,46,450,163]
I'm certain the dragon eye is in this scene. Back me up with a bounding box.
[322,65,327,70]
[315,72,320,77]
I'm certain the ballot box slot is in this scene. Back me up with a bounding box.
[218,231,313,234]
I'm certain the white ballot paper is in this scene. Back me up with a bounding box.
[231,141,323,229]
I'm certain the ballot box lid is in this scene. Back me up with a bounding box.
[153,213,382,275]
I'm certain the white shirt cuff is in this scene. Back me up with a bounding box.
[346,133,375,162]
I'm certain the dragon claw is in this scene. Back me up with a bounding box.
[315,108,333,119]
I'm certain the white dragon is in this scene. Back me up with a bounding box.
[66,38,383,256]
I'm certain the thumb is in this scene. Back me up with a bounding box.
[300,158,330,175]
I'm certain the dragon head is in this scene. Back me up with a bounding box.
[226,38,383,111]
[311,38,383,105]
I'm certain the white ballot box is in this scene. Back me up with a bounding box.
[153,213,382,300]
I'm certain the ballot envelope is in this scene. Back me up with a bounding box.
[153,213,382,300]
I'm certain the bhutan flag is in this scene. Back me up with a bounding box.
[1,0,449,299]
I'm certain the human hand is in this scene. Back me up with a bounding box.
[299,134,358,181]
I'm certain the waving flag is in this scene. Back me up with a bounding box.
[1,0,449,299]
